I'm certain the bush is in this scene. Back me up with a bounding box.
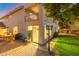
[15,33,27,42]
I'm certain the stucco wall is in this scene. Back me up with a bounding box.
[2,9,27,36]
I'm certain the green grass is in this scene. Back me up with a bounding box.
[55,35,79,56]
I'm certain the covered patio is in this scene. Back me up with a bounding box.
[0,22,14,42]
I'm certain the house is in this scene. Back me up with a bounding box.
[0,3,54,44]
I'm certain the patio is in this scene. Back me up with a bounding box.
[0,40,50,56]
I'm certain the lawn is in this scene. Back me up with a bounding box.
[55,35,79,56]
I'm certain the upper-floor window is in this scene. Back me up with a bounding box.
[25,4,40,20]
[28,12,37,20]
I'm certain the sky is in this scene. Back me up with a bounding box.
[0,3,22,17]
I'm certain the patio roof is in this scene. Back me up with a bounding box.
[0,22,6,28]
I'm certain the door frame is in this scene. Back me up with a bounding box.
[27,25,39,43]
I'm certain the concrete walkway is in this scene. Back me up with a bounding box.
[0,41,50,56]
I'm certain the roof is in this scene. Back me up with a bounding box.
[0,3,39,20]
[0,22,6,28]
[0,6,24,19]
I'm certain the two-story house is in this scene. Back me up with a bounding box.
[0,3,54,44]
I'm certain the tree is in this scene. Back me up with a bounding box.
[44,3,79,29]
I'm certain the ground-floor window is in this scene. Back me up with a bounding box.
[44,25,53,39]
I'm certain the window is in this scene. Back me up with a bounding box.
[25,5,40,20]
[44,25,52,39]
[28,13,37,20]
[25,9,38,20]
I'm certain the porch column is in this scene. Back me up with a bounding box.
[38,4,45,44]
